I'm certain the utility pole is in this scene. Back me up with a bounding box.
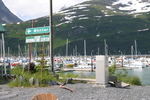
[49,0,54,73]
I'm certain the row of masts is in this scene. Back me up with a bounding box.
[0,39,139,60]
[65,39,140,60]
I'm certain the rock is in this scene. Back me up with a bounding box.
[35,78,39,87]
[29,77,34,86]
[18,75,26,83]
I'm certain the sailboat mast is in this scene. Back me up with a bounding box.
[134,40,137,57]
[75,45,77,57]
[97,47,99,55]
[18,45,20,57]
[104,39,108,56]
[84,40,86,63]
[131,45,134,59]
[7,47,9,60]
[66,39,68,58]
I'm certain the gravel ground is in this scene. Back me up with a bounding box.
[0,83,150,100]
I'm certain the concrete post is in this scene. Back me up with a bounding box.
[93,55,109,87]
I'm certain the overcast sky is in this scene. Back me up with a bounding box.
[2,0,89,21]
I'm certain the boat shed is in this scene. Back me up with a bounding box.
[0,24,6,33]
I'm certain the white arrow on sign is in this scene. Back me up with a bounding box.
[27,29,31,33]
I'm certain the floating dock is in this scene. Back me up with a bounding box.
[62,68,96,71]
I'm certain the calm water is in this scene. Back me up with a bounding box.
[67,67,150,85]
[126,67,150,85]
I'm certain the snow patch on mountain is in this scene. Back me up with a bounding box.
[105,6,114,10]
[112,0,150,14]
[56,4,91,26]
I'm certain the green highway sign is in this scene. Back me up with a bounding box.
[25,35,50,43]
[25,26,50,35]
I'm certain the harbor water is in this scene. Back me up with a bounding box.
[66,67,150,85]
[125,67,150,85]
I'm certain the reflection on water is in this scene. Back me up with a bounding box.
[66,67,150,85]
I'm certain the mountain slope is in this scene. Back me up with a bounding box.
[0,0,22,24]
[52,0,150,55]
[3,0,150,56]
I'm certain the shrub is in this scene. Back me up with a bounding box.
[129,76,142,85]
[108,65,142,86]
[9,67,57,87]
[121,76,142,85]
[109,64,116,75]
[116,68,128,81]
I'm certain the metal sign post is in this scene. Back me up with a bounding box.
[25,22,51,73]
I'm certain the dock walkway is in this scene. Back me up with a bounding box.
[62,68,95,71]
[60,77,130,88]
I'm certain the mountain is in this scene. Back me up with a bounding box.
[0,0,22,24]
[2,0,150,56]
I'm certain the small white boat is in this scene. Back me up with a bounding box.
[124,60,147,68]
[73,62,95,69]
[63,60,74,67]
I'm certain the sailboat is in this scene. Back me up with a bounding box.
[73,40,95,69]
[63,39,75,67]
[123,40,148,68]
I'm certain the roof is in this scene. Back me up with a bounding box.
[0,24,6,32]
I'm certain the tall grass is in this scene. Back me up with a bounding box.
[8,66,57,87]
[8,65,80,87]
